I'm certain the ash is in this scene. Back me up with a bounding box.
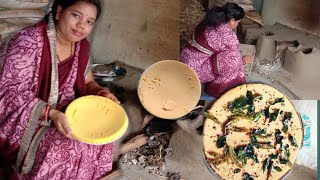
[252,57,291,83]
[121,133,173,173]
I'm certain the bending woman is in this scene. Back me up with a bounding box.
[0,0,120,179]
[180,2,252,98]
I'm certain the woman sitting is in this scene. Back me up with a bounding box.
[180,2,252,98]
[0,0,120,179]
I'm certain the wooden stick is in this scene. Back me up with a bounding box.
[120,134,148,155]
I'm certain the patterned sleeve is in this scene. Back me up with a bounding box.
[0,25,47,172]
[0,26,46,119]
[206,28,225,52]
[222,28,240,51]
[217,50,243,76]
[216,27,244,77]
[206,25,239,52]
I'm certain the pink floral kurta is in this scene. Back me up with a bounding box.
[0,19,114,179]
[180,24,245,97]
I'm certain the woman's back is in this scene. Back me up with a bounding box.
[180,22,240,82]
[180,2,245,97]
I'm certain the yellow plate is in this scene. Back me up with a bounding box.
[138,60,201,119]
[65,95,128,145]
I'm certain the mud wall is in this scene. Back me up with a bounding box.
[89,0,180,69]
[262,0,320,36]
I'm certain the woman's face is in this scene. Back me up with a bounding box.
[229,19,241,30]
[56,1,98,42]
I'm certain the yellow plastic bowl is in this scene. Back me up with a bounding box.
[138,60,201,119]
[65,95,128,145]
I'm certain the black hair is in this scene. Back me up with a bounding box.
[50,0,101,23]
[196,2,244,34]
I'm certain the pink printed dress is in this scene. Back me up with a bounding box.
[0,16,114,179]
[180,24,245,98]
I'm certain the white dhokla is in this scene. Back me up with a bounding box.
[203,84,303,180]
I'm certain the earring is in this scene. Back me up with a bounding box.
[56,15,59,20]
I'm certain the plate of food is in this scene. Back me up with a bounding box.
[203,83,303,180]
[65,95,128,145]
[137,60,201,119]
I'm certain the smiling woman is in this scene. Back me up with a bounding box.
[0,0,121,179]
[53,0,99,62]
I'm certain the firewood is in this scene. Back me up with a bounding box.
[120,134,148,155]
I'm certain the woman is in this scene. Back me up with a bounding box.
[180,2,252,98]
[0,0,120,179]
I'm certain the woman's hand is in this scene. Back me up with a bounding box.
[98,90,121,104]
[49,109,73,139]
[243,55,253,64]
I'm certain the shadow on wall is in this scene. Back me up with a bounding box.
[287,0,319,32]
[262,0,320,36]
[311,0,320,28]
[89,0,180,70]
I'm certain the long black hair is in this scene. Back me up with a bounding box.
[49,0,102,24]
[196,2,244,34]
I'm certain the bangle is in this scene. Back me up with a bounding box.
[45,104,51,122]
[96,89,110,96]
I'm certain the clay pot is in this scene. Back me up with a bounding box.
[256,33,276,64]
[284,46,320,83]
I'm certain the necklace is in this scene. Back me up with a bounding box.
[57,42,74,63]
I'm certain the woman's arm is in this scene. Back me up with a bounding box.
[85,69,120,104]
[38,69,122,139]
[85,69,106,95]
